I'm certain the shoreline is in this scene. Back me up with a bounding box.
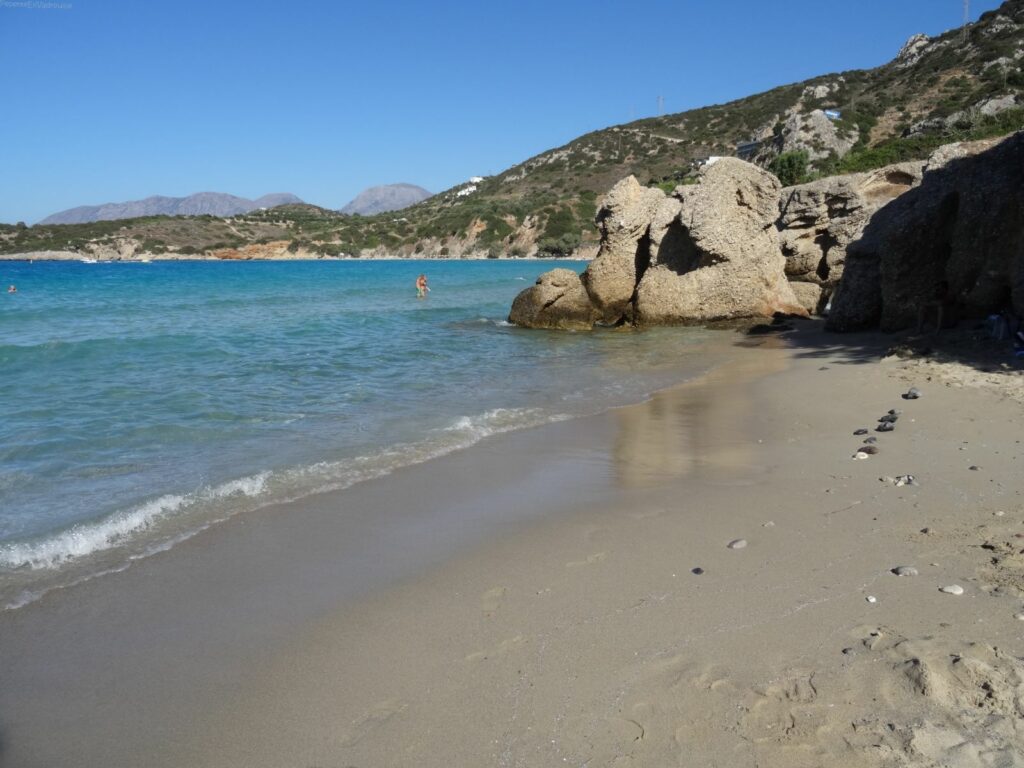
[0,252,595,263]
[2,324,1023,766]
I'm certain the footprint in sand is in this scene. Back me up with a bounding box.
[481,585,507,615]
[464,634,525,662]
[690,665,736,694]
[337,699,408,747]
[566,552,607,569]
[744,672,820,743]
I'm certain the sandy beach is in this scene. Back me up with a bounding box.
[2,322,1023,768]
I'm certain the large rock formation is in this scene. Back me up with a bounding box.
[509,159,806,329]
[508,268,599,331]
[827,134,1023,332]
[773,109,859,162]
[581,176,665,324]
[635,159,805,325]
[778,162,926,311]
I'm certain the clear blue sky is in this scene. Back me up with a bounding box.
[0,0,1005,223]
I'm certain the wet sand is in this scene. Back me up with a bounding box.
[2,325,1023,767]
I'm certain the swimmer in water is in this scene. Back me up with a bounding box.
[7,285,15,294]
[415,274,429,298]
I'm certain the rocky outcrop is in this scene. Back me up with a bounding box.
[509,159,806,329]
[894,33,933,69]
[827,133,1024,332]
[508,268,599,330]
[773,110,859,162]
[778,161,926,308]
[635,159,805,324]
[581,176,665,324]
[905,94,1020,138]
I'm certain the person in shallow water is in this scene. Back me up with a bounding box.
[7,285,15,293]
[416,274,429,298]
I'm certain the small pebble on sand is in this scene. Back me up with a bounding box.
[763,521,775,528]
[854,428,869,436]
[969,465,981,471]
[863,437,878,444]
[853,452,870,460]
[892,566,919,577]
[727,539,747,550]
[939,585,965,595]
[1014,612,1024,621]
[876,422,895,433]
[921,527,932,534]
[995,511,1005,517]
[691,567,704,575]
[860,445,880,455]
[866,595,877,603]
[904,387,922,400]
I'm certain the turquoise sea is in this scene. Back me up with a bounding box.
[0,260,709,608]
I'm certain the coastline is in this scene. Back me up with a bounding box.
[0,251,594,263]
[2,324,1023,767]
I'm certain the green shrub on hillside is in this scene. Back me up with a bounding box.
[769,151,810,186]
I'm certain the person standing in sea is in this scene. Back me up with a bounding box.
[416,274,429,298]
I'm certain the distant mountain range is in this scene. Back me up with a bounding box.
[340,183,432,215]
[40,192,304,224]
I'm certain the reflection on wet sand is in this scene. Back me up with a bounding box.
[611,337,789,487]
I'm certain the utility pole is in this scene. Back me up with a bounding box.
[657,95,665,117]
[962,0,970,45]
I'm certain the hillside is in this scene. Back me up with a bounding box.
[39,192,304,225]
[5,0,1024,260]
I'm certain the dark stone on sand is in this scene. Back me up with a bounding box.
[860,445,880,455]
[903,387,922,400]
[879,414,898,423]
[969,465,981,471]
[854,428,869,435]
[691,567,705,575]
[863,437,878,444]
[876,422,895,432]
[888,409,903,416]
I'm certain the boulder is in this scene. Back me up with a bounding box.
[777,161,925,308]
[828,133,1024,332]
[508,268,598,330]
[581,176,666,323]
[635,158,807,324]
[790,281,825,315]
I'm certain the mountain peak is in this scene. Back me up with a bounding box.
[340,184,432,216]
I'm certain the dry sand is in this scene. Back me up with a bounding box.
[2,324,1024,768]
[198,326,1024,768]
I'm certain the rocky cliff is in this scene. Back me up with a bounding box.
[827,133,1023,332]
[777,161,927,313]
